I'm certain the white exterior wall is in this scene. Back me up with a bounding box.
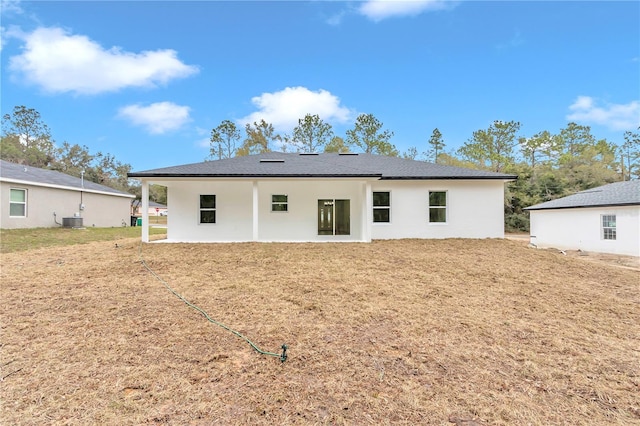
[163,179,369,242]
[1,181,133,229]
[257,179,366,242]
[530,206,640,257]
[155,178,506,242]
[166,180,254,242]
[371,180,506,239]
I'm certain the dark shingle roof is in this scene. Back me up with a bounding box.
[128,153,516,180]
[525,181,640,211]
[0,160,134,197]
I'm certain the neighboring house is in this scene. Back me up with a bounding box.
[131,200,167,216]
[149,201,168,216]
[1,159,135,229]
[128,153,516,243]
[525,181,640,257]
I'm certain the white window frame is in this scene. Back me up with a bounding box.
[428,190,447,224]
[601,214,616,240]
[199,194,216,224]
[271,194,288,212]
[9,188,27,218]
[372,191,391,223]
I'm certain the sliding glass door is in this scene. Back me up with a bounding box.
[318,199,350,235]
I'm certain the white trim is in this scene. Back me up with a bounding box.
[372,190,391,224]
[139,176,381,184]
[270,193,289,212]
[428,190,448,224]
[601,214,617,240]
[0,177,134,198]
[9,187,27,218]
[199,194,217,224]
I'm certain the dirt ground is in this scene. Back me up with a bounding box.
[504,234,640,271]
[1,238,639,425]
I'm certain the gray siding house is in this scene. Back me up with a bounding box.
[1,160,135,229]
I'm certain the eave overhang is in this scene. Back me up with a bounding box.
[525,202,640,211]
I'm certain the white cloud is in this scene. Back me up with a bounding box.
[194,127,211,148]
[358,0,454,22]
[238,86,354,133]
[567,96,640,132]
[1,0,23,15]
[117,102,191,134]
[326,10,346,26]
[8,26,198,95]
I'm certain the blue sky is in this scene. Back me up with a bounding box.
[1,0,638,172]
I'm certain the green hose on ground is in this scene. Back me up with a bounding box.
[137,243,287,362]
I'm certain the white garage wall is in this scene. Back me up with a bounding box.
[529,206,640,256]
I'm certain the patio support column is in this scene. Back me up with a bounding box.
[141,180,149,243]
[252,180,259,241]
[362,181,372,242]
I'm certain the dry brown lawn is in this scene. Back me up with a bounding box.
[1,238,639,425]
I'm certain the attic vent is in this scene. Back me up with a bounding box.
[260,159,285,163]
[299,153,319,156]
[338,153,358,156]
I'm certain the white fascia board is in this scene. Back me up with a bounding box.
[140,176,382,184]
[0,177,135,198]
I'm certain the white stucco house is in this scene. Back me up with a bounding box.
[525,180,640,257]
[128,153,516,243]
[1,159,135,229]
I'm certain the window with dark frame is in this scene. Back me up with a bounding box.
[373,191,390,223]
[271,194,288,212]
[602,214,616,240]
[9,188,26,217]
[428,191,447,223]
[199,195,216,223]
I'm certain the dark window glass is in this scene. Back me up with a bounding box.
[429,191,446,207]
[200,195,216,209]
[272,195,288,212]
[373,192,390,207]
[272,203,288,212]
[200,210,216,223]
[429,208,446,223]
[335,199,350,235]
[373,209,390,223]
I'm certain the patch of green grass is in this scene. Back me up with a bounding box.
[0,226,166,254]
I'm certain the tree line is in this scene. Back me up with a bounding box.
[209,113,398,159]
[0,106,168,203]
[211,114,639,231]
[2,105,638,231]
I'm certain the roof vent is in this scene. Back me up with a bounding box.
[259,159,285,163]
[299,153,319,156]
[338,153,358,156]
